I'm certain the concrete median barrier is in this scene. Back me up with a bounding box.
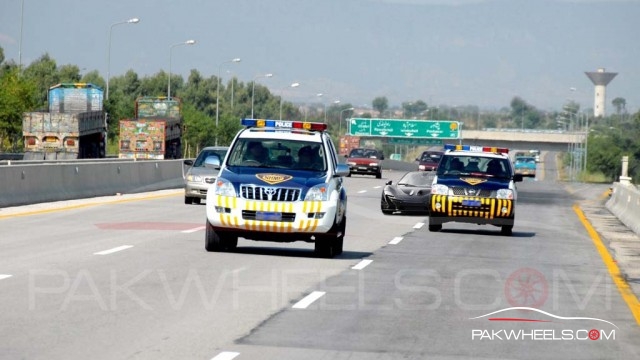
[606,182,640,236]
[0,160,185,208]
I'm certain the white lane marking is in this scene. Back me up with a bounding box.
[373,186,382,189]
[94,245,134,255]
[358,190,367,193]
[389,236,403,245]
[210,352,240,360]
[413,222,424,229]
[182,226,205,233]
[292,291,326,309]
[351,259,373,270]
[0,275,13,281]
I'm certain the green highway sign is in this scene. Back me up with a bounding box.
[387,138,443,146]
[349,118,460,138]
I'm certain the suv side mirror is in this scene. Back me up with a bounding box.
[204,155,221,170]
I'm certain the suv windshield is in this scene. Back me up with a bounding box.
[227,138,326,171]
[436,155,511,179]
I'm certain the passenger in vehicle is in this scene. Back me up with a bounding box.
[486,159,506,177]
[296,146,322,170]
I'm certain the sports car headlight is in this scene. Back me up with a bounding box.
[305,184,329,201]
[431,184,449,195]
[212,178,236,197]
[496,189,514,199]
[187,175,203,182]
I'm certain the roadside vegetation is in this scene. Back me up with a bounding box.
[0,47,637,182]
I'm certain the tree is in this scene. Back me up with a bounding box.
[612,97,626,115]
[0,67,37,151]
[402,100,428,118]
[57,64,82,83]
[372,97,388,116]
[22,53,59,106]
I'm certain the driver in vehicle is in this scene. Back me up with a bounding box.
[245,141,268,163]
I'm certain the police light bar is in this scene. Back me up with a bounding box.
[444,144,509,154]
[241,118,327,131]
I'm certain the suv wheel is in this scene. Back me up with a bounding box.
[428,217,442,232]
[501,225,513,236]
[315,216,346,258]
[205,220,238,252]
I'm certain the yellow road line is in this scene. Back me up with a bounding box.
[0,191,182,219]
[573,204,640,326]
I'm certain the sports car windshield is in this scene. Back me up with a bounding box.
[436,155,512,179]
[398,172,436,186]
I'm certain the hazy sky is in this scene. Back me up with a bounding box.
[1,0,638,113]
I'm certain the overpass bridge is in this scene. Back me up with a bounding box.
[459,129,586,152]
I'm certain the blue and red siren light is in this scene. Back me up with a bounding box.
[444,144,509,154]
[241,118,327,131]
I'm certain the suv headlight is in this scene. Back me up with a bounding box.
[305,184,329,201]
[369,162,379,167]
[212,178,236,197]
[496,189,514,199]
[431,184,449,195]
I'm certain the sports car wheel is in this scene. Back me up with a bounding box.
[380,194,395,215]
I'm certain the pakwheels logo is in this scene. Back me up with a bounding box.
[470,307,618,341]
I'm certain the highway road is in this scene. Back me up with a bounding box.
[1,152,639,359]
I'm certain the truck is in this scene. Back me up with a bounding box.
[22,83,106,160]
[118,97,182,159]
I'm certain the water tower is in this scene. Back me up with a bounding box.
[585,68,617,117]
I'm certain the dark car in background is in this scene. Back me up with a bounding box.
[380,171,435,215]
[346,148,384,178]
[183,146,229,204]
[416,150,443,171]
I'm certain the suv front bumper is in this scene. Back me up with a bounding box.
[430,195,514,225]
[206,195,338,234]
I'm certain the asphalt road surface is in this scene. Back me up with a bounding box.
[1,152,638,359]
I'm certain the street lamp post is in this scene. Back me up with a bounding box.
[251,73,273,118]
[215,58,241,146]
[168,39,196,99]
[106,17,139,100]
[279,82,300,120]
[339,107,354,135]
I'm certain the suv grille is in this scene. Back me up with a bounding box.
[240,185,300,201]
[242,211,296,222]
[451,187,492,197]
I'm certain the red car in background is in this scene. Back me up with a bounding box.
[416,150,443,171]
[346,148,384,178]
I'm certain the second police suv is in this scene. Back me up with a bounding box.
[204,119,349,258]
[429,144,523,235]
